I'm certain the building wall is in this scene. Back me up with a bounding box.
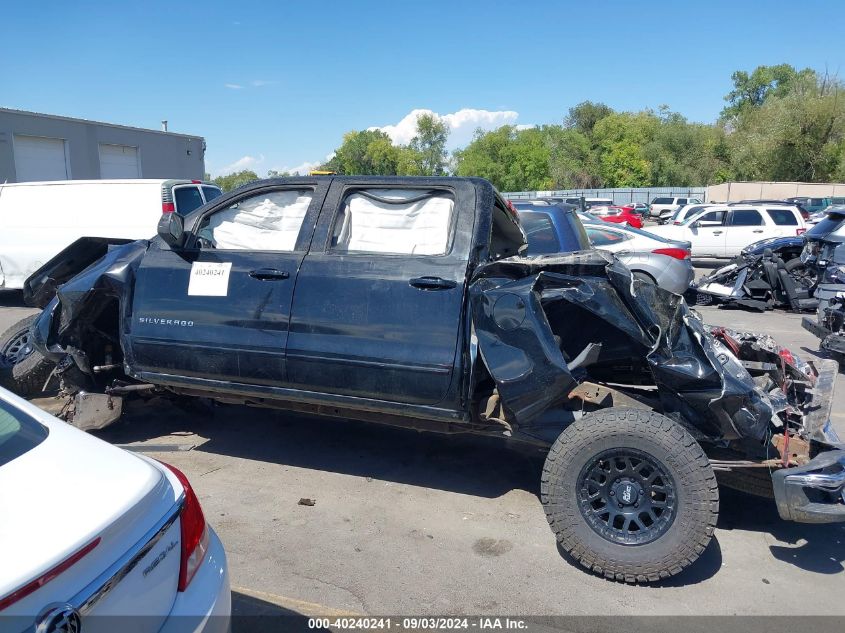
[0,109,205,183]
[706,181,845,202]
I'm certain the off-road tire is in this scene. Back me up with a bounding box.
[541,407,719,583]
[0,314,54,397]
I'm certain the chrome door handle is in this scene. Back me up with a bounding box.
[712,231,723,235]
[752,229,764,233]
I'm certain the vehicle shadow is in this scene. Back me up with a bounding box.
[98,400,844,583]
[717,487,845,575]
[97,399,544,500]
[232,590,328,632]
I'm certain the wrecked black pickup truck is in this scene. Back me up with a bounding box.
[6,176,845,583]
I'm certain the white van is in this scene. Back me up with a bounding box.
[0,179,222,289]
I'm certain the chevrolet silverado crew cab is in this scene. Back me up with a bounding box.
[5,176,844,583]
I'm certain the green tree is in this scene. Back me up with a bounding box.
[592,112,658,187]
[409,113,449,176]
[727,72,845,182]
[721,64,815,121]
[212,169,259,191]
[454,125,554,191]
[564,101,613,135]
[646,111,732,186]
[546,127,601,188]
[322,129,401,175]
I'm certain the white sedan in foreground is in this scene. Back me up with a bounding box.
[0,387,230,632]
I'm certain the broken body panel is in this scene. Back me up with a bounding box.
[26,176,845,524]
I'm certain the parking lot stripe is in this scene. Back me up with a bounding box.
[232,584,362,617]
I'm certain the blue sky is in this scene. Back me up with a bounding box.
[2,0,843,177]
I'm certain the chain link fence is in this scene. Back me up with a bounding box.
[503,187,707,205]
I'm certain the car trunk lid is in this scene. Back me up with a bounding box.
[0,396,181,629]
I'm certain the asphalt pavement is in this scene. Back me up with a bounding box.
[1,286,843,620]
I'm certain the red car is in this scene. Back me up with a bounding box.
[592,206,644,229]
[620,202,649,217]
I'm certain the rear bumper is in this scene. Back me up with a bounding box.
[772,450,845,523]
[802,315,830,340]
[158,528,231,633]
[802,316,845,355]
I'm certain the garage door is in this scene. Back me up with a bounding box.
[99,144,140,178]
[13,135,70,181]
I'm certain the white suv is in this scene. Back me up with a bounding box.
[649,204,807,258]
[649,196,701,219]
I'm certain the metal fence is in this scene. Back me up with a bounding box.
[503,187,707,205]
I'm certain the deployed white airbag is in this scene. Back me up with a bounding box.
[205,190,312,251]
[335,189,453,255]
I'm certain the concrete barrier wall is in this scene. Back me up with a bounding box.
[706,181,845,202]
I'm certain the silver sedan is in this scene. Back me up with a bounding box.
[581,222,694,295]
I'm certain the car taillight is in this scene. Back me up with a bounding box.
[796,228,806,235]
[0,538,100,611]
[161,462,209,591]
[653,247,690,260]
[162,202,176,213]
[801,210,809,219]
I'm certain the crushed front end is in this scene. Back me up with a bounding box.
[470,250,845,523]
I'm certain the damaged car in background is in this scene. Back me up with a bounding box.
[3,176,844,583]
[687,235,817,312]
[803,210,845,365]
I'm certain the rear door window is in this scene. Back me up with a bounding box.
[330,189,454,256]
[174,186,205,214]
[766,209,798,226]
[729,209,764,226]
[652,197,674,205]
[202,186,223,203]
[585,227,629,246]
[521,213,560,255]
[677,198,687,205]
[0,400,48,467]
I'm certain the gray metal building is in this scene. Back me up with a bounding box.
[0,108,206,183]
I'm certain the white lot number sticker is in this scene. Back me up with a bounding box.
[188,262,232,296]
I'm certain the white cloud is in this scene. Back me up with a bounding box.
[224,83,243,90]
[370,108,520,149]
[270,153,335,176]
[251,79,277,87]
[212,154,264,177]
[515,123,535,131]
[273,160,319,176]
